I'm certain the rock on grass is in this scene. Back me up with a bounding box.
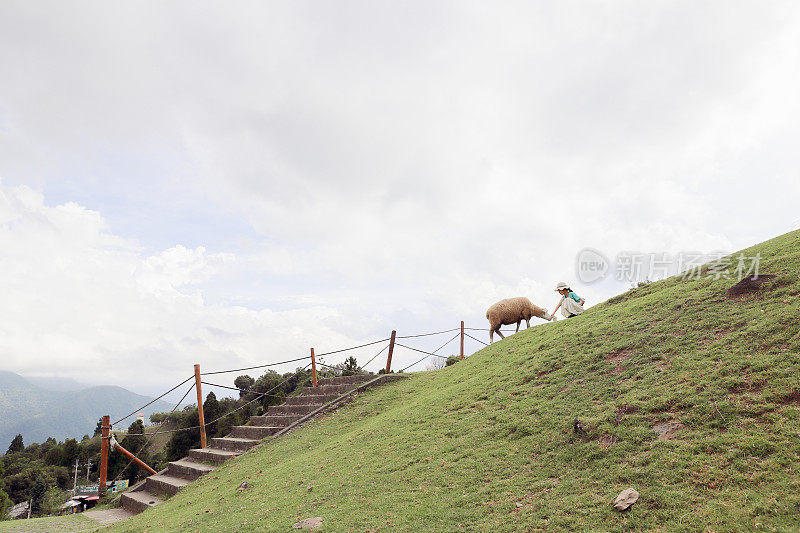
[613,488,639,511]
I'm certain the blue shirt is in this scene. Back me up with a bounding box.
[565,291,582,303]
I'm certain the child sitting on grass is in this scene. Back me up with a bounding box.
[552,282,585,319]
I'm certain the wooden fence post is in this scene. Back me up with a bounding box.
[460,321,465,360]
[384,330,397,374]
[311,348,318,387]
[110,436,157,476]
[194,364,207,449]
[99,415,110,495]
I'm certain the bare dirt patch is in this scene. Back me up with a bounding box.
[614,404,638,425]
[605,349,632,374]
[726,274,776,298]
[652,421,685,440]
[727,377,765,394]
[777,391,800,405]
[715,328,734,339]
[596,434,618,449]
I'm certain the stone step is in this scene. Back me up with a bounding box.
[267,403,325,416]
[229,425,281,439]
[145,474,192,498]
[249,414,301,428]
[112,372,402,520]
[283,393,338,405]
[188,447,240,465]
[167,459,215,481]
[121,490,164,515]
[209,437,261,453]
[300,384,356,396]
[317,374,373,386]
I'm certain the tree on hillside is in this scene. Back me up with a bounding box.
[0,488,10,519]
[342,356,360,376]
[165,405,201,461]
[0,460,12,518]
[116,420,148,484]
[39,437,56,457]
[43,445,63,466]
[30,476,47,515]
[203,392,221,437]
[6,434,23,455]
[61,438,80,468]
[234,375,255,398]
[94,418,103,436]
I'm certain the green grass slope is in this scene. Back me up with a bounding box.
[111,230,800,532]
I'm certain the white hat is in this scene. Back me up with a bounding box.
[555,282,570,291]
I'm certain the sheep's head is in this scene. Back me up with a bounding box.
[539,308,556,321]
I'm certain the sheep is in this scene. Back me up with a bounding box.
[486,297,551,343]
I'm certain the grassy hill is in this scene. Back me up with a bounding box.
[0,372,172,450]
[68,230,800,530]
[107,230,799,531]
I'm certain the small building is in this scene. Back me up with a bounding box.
[59,495,101,515]
[6,501,29,520]
[60,499,82,515]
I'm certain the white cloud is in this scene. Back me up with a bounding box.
[0,180,365,393]
[0,2,798,389]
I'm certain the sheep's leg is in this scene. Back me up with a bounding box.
[495,327,505,340]
[525,318,530,329]
[516,321,520,333]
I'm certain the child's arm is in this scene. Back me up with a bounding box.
[550,298,563,320]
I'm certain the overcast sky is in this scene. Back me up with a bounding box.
[1,1,799,398]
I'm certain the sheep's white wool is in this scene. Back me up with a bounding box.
[486,296,548,342]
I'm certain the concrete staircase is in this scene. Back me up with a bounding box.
[120,373,403,516]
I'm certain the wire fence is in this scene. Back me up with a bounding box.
[111,380,197,482]
[98,320,555,489]
[112,376,194,426]
[201,356,310,376]
[104,321,543,448]
[119,364,313,439]
[110,323,515,428]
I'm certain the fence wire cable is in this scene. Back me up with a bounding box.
[430,332,463,355]
[313,346,386,376]
[395,328,459,339]
[397,332,461,372]
[464,326,518,332]
[201,363,312,428]
[111,380,196,482]
[465,333,489,346]
[395,343,450,359]
[201,381,300,399]
[315,361,372,376]
[315,338,390,357]
[202,355,309,376]
[112,375,194,426]
[360,344,389,369]
[142,364,313,436]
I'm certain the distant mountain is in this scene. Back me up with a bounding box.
[0,371,172,450]
[24,375,89,392]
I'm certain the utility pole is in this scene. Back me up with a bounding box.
[72,459,79,495]
[85,459,92,482]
